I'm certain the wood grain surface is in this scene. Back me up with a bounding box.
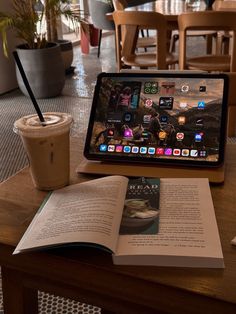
[0,135,236,313]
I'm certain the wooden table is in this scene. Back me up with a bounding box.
[125,0,208,30]
[125,0,236,26]
[0,136,236,314]
[108,0,209,30]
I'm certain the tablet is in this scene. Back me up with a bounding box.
[84,72,228,168]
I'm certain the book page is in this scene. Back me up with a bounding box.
[115,178,223,265]
[14,175,129,254]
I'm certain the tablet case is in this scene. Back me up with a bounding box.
[77,158,225,184]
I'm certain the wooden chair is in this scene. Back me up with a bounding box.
[112,0,127,10]
[112,10,178,71]
[212,0,236,55]
[178,11,236,72]
[112,0,156,50]
[169,1,218,54]
[169,30,218,54]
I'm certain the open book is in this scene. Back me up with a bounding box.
[14,176,224,268]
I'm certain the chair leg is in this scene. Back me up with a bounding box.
[98,29,102,58]
[140,29,147,52]
[206,34,213,54]
[222,36,230,55]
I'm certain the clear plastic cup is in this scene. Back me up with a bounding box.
[14,112,73,190]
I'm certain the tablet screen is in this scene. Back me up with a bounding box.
[84,72,228,167]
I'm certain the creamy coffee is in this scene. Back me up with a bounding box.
[14,112,73,190]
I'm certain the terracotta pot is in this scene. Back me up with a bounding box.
[90,26,99,47]
[80,27,90,54]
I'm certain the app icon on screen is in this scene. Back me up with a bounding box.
[145,99,153,107]
[160,82,175,95]
[142,131,149,139]
[178,116,186,125]
[140,147,147,154]
[164,148,172,156]
[160,115,168,123]
[156,148,164,155]
[176,132,184,141]
[123,146,131,153]
[198,101,205,109]
[190,149,198,157]
[99,144,107,152]
[123,127,133,138]
[107,128,114,137]
[199,150,207,157]
[132,146,139,153]
[179,102,188,109]
[108,145,115,152]
[115,145,123,153]
[159,97,174,109]
[181,85,189,93]
[144,82,158,94]
[148,147,155,154]
[143,115,152,123]
[159,131,167,140]
[199,86,206,92]
[196,118,204,126]
[123,112,132,122]
[173,148,181,156]
[182,149,189,156]
[195,133,203,142]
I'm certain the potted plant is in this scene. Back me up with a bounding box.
[0,0,20,94]
[0,0,82,98]
[44,0,83,72]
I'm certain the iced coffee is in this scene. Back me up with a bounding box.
[14,112,73,190]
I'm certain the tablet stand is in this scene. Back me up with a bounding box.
[77,159,225,184]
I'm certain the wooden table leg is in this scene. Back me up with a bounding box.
[1,266,38,314]
[206,34,213,54]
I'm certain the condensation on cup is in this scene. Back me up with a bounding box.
[14,112,73,191]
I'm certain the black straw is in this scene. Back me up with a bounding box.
[13,51,45,124]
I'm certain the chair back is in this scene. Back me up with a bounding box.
[112,0,127,10]
[178,11,236,71]
[88,0,114,31]
[112,10,167,70]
